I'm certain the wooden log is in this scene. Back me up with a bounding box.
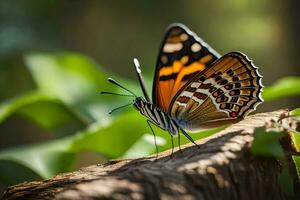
[1,110,299,200]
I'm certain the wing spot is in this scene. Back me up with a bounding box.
[163,43,183,53]
[235,82,241,88]
[177,96,189,103]
[232,76,239,82]
[238,100,245,106]
[227,69,234,76]
[191,43,202,52]
[220,103,233,109]
[240,96,250,101]
[230,97,238,103]
[233,105,240,112]
[190,82,201,88]
[199,55,213,64]
[212,89,224,97]
[230,90,240,96]
[161,55,168,64]
[180,33,189,41]
[199,76,205,82]
[199,83,212,89]
[225,84,233,90]
[217,95,229,103]
[220,79,228,85]
[209,86,217,93]
[181,91,194,97]
[186,86,197,92]
[180,56,189,64]
[230,111,238,118]
[194,92,208,100]
[215,76,222,82]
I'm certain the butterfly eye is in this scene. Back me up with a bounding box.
[133,102,139,109]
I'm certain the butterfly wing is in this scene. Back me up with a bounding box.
[152,23,220,111]
[170,52,264,132]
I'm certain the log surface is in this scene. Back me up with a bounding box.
[1,110,299,200]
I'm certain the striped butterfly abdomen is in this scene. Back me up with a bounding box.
[133,97,179,136]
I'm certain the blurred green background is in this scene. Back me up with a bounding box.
[0,0,300,193]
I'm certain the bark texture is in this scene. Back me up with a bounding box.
[1,109,300,200]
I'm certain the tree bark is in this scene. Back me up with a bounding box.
[1,109,299,200]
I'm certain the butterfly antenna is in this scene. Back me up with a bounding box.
[133,58,152,103]
[100,91,135,97]
[107,78,137,97]
[109,102,132,114]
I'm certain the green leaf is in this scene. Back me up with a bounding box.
[251,129,295,194]
[70,111,150,158]
[263,77,300,101]
[24,52,109,104]
[24,52,108,123]
[0,92,86,134]
[0,160,41,186]
[23,52,139,123]
[290,131,300,152]
[122,134,166,158]
[0,111,143,185]
[0,52,138,133]
[0,137,75,185]
[192,127,226,140]
[0,110,149,185]
[291,108,300,122]
[291,108,300,117]
[251,128,284,158]
[292,156,300,180]
[289,108,300,153]
[278,165,294,196]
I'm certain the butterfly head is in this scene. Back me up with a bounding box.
[133,96,146,111]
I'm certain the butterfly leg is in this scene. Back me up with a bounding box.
[180,128,199,148]
[147,120,158,160]
[170,135,175,158]
[178,132,183,153]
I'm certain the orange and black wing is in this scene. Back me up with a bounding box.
[152,23,220,112]
[170,52,264,132]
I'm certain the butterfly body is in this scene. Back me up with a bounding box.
[133,97,180,136]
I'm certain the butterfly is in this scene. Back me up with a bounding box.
[102,23,263,155]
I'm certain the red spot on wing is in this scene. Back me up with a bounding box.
[230,111,237,118]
